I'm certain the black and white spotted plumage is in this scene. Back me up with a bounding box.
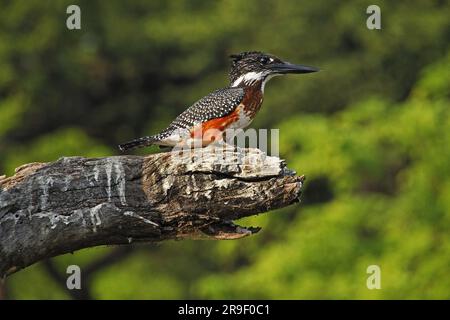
[118,87,244,151]
[118,51,319,152]
[165,87,244,130]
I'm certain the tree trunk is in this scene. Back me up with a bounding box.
[0,145,304,278]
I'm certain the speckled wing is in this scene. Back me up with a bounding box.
[118,87,245,150]
[163,87,245,134]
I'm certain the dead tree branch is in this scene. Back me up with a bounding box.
[0,145,304,278]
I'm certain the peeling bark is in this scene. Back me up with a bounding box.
[0,145,304,278]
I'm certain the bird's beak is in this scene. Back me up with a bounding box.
[269,62,319,74]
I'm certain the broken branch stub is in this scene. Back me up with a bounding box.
[0,145,304,277]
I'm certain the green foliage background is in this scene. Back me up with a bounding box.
[1,0,449,299]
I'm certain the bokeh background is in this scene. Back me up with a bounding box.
[1,0,449,299]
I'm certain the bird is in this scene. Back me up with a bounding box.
[118,51,319,151]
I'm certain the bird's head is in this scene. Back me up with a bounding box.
[229,51,319,88]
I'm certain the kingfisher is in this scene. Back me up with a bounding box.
[118,51,318,151]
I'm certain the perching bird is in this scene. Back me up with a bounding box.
[118,51,318,151]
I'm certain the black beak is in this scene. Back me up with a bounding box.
[269,62,319,74]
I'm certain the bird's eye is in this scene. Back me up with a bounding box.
[259,57,271,64]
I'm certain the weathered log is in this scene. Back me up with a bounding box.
[0,145,304,277]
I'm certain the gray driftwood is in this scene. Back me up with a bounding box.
[0,145,304,278]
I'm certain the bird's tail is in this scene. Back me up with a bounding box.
[118,136,157,152]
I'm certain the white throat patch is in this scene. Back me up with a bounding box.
[231,71,266,87]
[231,71,280,93]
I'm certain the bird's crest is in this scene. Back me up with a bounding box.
[229,51,263,65]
